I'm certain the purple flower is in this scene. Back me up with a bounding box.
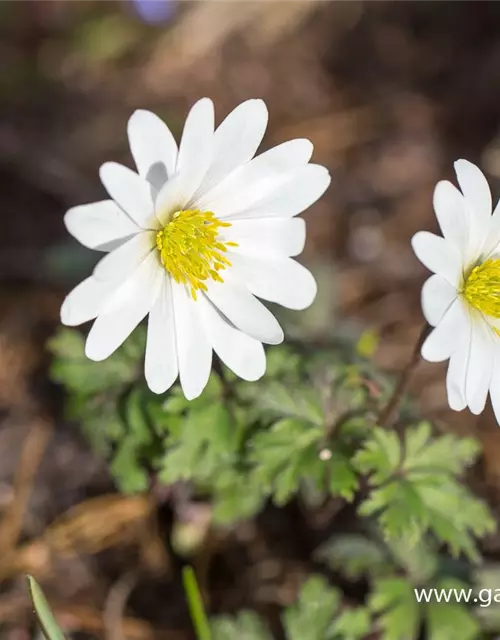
[132,0,175,24]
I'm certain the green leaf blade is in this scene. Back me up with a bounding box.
[27,575,66,640]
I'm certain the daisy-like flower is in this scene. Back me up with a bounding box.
[412,159,500,423]
[61,98,331,399]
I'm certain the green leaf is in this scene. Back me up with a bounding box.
[242,380,323,427]
[473,564,500,631]
[370,576,480,640]
[159,403,234,485]
[327,452,358,500]
[212,472,265,524]
[315,535,388,580]
[110,440,149,493]
[250,419,323,505]
[352,428,401,483]
[27,575,66,640]
[183,566,212,640]
[123,387,154,445]
[264,344,302,379]
[72,398,124,455]
[369,578,420,640]
[211,611,272,640]
[402,422,480,476]
[385,537,438,585]
[424,577,480,640]
[49,327,143,395]
[354,424,494,559]
[358,480,425,542]
[329,607,372,640]
[283,576,340,640]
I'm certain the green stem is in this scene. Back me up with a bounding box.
[182,566,212,640]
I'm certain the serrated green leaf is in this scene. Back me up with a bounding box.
[27,575,66,640]
[425,578,480,640]
[250,419,323,505]
[352,429,401,483]
[48,327,142,395]
[355,424,493,560]
[243,381,323,426]
[369,578,420,640]
[387,537,438,584]
[359,480,427,541]
[329,607,372,640]
[159,403,234,485]
[315,535,388,580]
[402,422,480,476]
[211,611,272,640]
[283,576,340,640]
[327,452,358,500]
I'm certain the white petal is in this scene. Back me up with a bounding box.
[421,297,469,362]
[490,344,500,426]
[85,254,163,361]
[194,138,314,215]
[225,164,331,221]
[223,218,306,258]
[205,274,283,345]
[229,254,317,310]
[198,99,268,195]
[145,275,178,394]
[171,282,212,400]
[60,277,118,327]
[411,231,463,288]
[99,162,157,228]
[433,181,469,257]
[482,199,500,258]
[446,343,468,411]
[421,274,457,327]
[154,171,193,225]
[64,200,140,251]
[199,296,265,381]
[176,98,214,203]
[85,252,162,361]
[127,109,178,182]
[466,315,494,415]
[93,231,155,282]
[454,159,492,224]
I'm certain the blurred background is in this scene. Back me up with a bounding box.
[3,0,500,637]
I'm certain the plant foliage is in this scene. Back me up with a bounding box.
[49,326,497,640]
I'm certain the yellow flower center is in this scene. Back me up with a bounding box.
[155,209,237,300]
[463,258,500,318]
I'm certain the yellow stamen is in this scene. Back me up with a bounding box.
[463,258,500,318]
[155,209,238,300]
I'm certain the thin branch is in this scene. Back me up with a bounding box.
[378,324,430,428]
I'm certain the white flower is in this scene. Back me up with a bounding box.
[61,98,331,399]
[412,159,500,423]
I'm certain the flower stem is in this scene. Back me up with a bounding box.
[378,323,430,428]
[182,566,212,640]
